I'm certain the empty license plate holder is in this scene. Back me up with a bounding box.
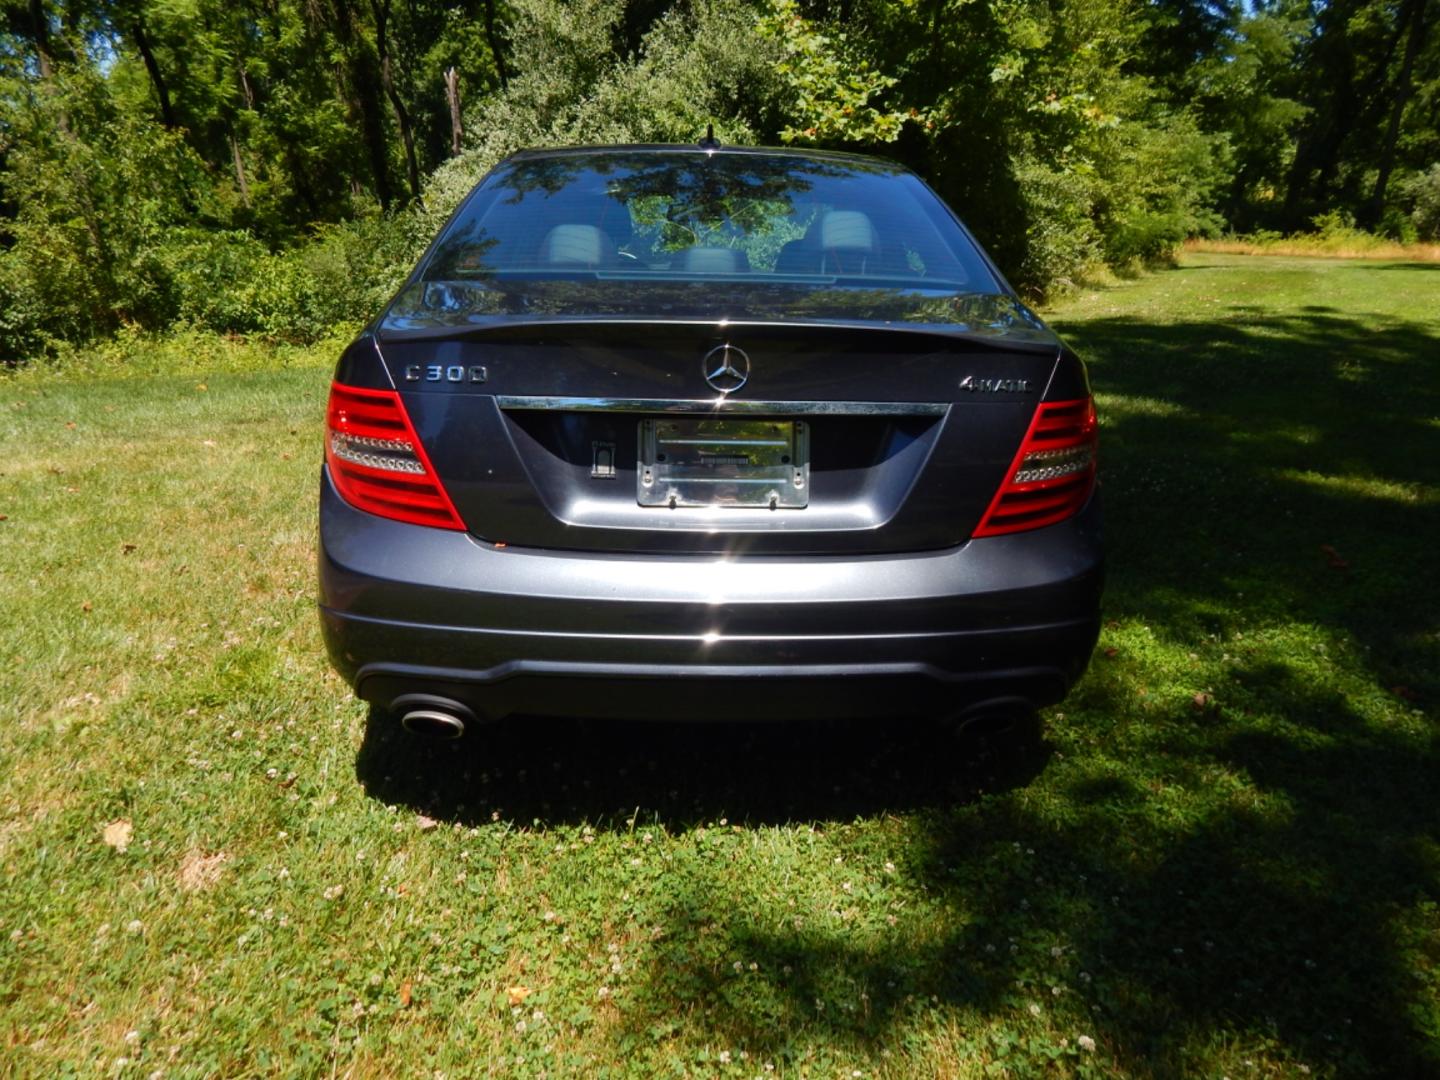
[638,417,809,509]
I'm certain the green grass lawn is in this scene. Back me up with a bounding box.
[1,254,1437,1078]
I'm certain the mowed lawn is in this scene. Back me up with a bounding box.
[1,254,1437,1078]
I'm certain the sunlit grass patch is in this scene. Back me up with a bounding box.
[1276,468,1438,506]
[1091,392,1193,420]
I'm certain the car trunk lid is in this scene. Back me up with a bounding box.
[374,307,1061,555]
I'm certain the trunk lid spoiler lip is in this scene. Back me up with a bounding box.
[376,314,1060,354]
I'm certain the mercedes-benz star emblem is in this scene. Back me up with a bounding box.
[702,344,750,394]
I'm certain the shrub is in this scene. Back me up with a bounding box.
[1402,164,1440,241]
[1012,157,1105,293]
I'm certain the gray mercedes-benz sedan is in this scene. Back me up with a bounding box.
[318,142,1102,738]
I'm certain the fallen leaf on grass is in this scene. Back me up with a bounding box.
[1103,647,1119,659]
[81,601,92,612]
[399,981,413,1008]
[102,820,133,852]
[178,849,228,892]
[506,986,532,1006]
[121,542,137,555]
[416,814,439,831]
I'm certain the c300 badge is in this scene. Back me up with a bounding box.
[404,363,487,383]
[959,375,1032,394]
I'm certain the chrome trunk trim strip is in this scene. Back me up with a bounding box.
[495,395,948,416]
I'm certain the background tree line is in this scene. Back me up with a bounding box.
[2,0,1437,360]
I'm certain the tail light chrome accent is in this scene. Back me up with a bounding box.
[973,397,1098,537]
[325,382,465,530]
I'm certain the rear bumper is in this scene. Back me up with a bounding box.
[318,468,1103,721]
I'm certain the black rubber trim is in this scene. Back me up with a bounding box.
[324,605,1098,645]
[356,658,1069,689]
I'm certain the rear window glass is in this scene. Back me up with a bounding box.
[421,151,1000,292]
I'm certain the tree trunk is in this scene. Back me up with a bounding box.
[238,64,256,109]
[319,0,396,211]
[285,146,322,218]
[445,67,463,157]
[230,132,252,207]
[130,15,179,130]
[355,70,394,212]
[1366,0,1432,226]
[482,0,508,88]
[370,0,421,202]
[28,0,55,79]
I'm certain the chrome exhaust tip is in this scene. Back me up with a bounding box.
[391,694,478,739]
[400,708,467,739]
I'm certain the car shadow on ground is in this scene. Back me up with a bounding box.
[355,708,1049,827]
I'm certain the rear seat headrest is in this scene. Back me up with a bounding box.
[541,224,607,266]
[820,210,875,252]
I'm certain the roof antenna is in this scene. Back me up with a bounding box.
[698,123,720,150]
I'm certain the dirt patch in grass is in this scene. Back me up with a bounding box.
[178,850,229,892]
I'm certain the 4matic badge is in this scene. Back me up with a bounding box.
[959,375,1033,394]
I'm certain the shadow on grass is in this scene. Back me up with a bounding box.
[1060,306,1440,685]
[356,300,1440,1074]
[355,710,1048,827]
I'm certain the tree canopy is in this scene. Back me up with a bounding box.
[2,0,1437,360]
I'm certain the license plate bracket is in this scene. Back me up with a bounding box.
[638,417,809,509]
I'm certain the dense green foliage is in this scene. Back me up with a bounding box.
[2,0,1438,360]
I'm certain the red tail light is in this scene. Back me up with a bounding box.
[973,397,1098,537]
[325,382,465,530]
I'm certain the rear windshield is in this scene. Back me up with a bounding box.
[421,151,1001,293]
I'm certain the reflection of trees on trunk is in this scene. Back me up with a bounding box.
[384,278,1038,338]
